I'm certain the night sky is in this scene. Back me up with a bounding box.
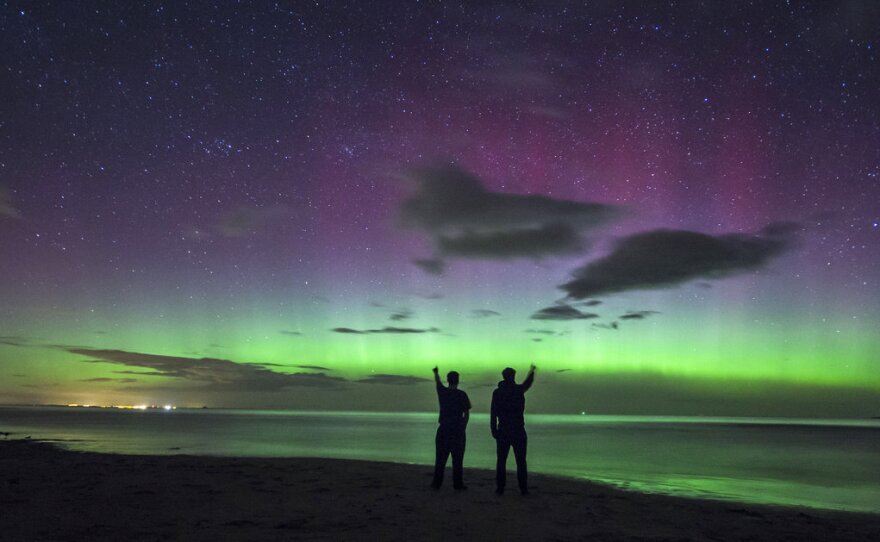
[1,2,878,416]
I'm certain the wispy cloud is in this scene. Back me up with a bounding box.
[524,328,570,338]
[0,335,30,347]
[79,377,139,384]
[524,329,567,336]
[0,186,21,219]
[414,292,444,300]
[114,370,165,376]
[470,309,501,318]
[356,374,430,385]
[436,223,584,259]
[246,362,333,372]
[66,348,346,390]
[217,205,288,238]
[413,258,446,275]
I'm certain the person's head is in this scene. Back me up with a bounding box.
[447,371,460,387]
[502,367,516,382]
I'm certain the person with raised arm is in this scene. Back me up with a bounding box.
[490,364,536,495]
[430,366,471,490]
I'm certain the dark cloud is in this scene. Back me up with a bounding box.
[437,222,584,259]
[524,329,563,336]
[592,322,619,331]
[620,310,660,320]
[524,329,570,339]
[414,292,444,300]
[561,226,797,299]
[556,369,572,373]
[531,304,599,321]
[66,348,346,390]
[80,377,138,384]
[280,330,302,336]
[369,326,440,334]
[246,362,332,372]
[579,300,603,307]
[470,309,501,319]
[295,365,332,372]
[532,338,543,342]
[389,309,413,321]
[401,164,619,266]
[331,326,440,334]
[114,370,164,376]
[356,374,430,385]
[413,258,446,275]
[0,336,30,347]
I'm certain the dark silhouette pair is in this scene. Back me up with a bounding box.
[431,364,537,495]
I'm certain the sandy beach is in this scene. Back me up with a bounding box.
[1,440,878,541]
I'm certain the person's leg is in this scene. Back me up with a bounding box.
[451,432,466,489]
[513,434,528,494]
[431,428,450,488]
[495,436,511,493]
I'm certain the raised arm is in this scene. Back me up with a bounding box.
[490,391,498,439]
[432,366,444,391]
[522,364,536,392]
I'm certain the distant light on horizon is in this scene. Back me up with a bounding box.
[64,404,175,411]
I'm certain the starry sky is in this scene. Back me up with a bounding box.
[1,1,878,416]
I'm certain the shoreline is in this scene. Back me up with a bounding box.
[2,440,879,541]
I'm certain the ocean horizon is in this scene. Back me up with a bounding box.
[2,405,878,514]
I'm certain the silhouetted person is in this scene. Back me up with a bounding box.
[431,366,471,490]
[491,364,536,495]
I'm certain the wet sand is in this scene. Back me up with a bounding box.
[1,440,878,541]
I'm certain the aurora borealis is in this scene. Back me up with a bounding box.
[1,2,878,416]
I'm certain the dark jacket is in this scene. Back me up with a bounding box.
[490,371,534,438]
[437,382,471,432]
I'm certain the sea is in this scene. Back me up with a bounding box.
[1,406,878,513]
